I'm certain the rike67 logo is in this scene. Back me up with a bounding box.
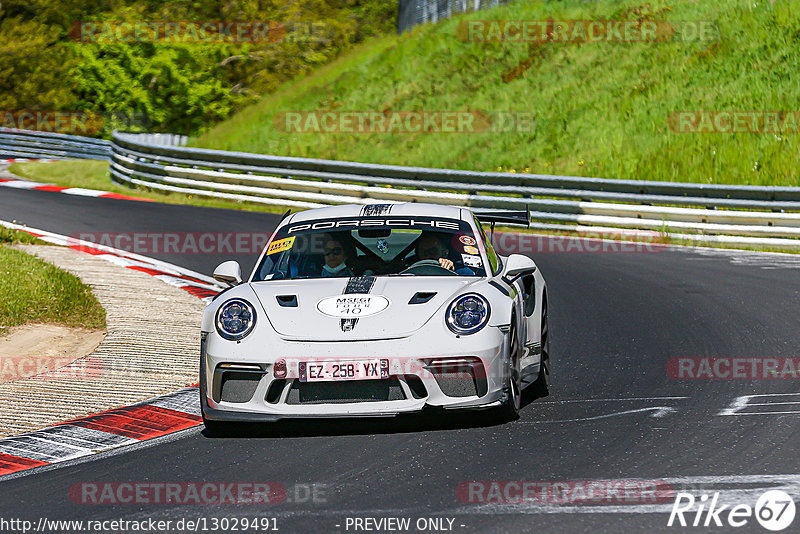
[668,490,796,531]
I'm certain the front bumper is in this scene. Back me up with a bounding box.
[201,328,508,422]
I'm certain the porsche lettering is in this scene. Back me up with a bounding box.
[286,218,461,234]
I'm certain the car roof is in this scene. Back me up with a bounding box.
[284,203,470,224]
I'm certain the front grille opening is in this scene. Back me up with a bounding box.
[219,371,261,403]
[433,369,478,397]
[285,378,406,405]
[403,375,428,399]
[265,379,286,404]
[426,359,487,398]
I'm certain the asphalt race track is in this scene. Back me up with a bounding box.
[2,187,800,533]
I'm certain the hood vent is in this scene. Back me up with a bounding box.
[409,292,437,305]
[276,295,298,307]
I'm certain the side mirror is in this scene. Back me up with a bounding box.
[213,261,242,286]
[503,254,537,283]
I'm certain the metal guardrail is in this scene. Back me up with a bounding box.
[3,127,800,249]
[0,128,111,160]
[107,131,800,248]
[119,133,188,147]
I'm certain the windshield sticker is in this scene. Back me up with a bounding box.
[463,245,479,254]
[377,239,389,253]
[462,254,482,268]
[459,235,477,246]
[266,236,295,255]
[286,218,464,234]
[361,204,394,217]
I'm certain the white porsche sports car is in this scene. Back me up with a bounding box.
[200,203,549,432]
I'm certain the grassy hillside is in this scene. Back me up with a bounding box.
[193,0,800,186]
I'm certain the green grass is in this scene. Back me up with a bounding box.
[193,0,800,187]
[0,227,48,246]
[9,160,114,192]
[0,246,106,336]
[8,160,288,214]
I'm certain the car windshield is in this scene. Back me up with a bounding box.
[253,216,486,280]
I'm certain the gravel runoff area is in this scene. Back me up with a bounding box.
[0,244,205,437]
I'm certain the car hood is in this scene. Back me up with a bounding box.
[249,277,480,341]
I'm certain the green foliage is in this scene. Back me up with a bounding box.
[0,0,396,135]
[0,16,77,110]
[69,42,247,133]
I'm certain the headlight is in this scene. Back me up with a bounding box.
[215,298,256,340]
[446,293,490,335]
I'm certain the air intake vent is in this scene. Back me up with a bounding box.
[277,295,298,307]
[265,379,286,404]
[219,372,261,403]
[425,358,487,398]
[409,292,437,304]
[403,375,428,399]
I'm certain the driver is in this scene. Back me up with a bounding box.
[413,232,478,275]
[415,233,455,271]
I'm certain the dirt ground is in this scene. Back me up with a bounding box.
[0,324,105,384]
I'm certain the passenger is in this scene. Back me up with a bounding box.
[321,234,354,277]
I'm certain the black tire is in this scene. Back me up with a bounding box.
[531,296,550,398]
[493,320,522,422]
[201,414,236,436]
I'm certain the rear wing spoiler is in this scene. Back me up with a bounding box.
[472,207,530,228]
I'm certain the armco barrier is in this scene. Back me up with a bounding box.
[108,131,800,248]
[0,128,111,160]
[3,127,800,249]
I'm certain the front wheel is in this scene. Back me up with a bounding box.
[530,297,550,398]
[492,322,522,422]
[201,414,238,436]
